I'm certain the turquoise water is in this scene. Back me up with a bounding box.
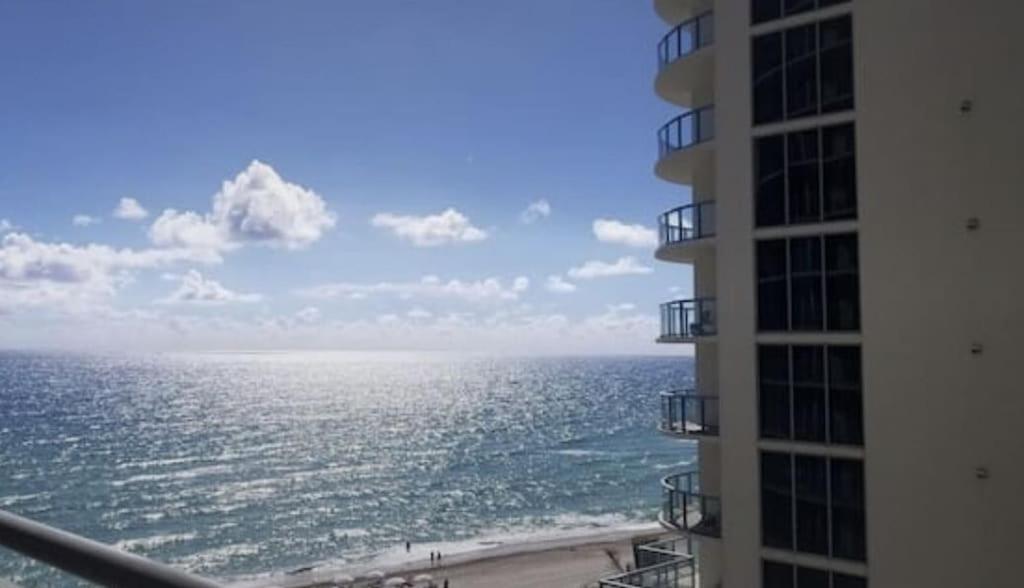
[0,352,694,586]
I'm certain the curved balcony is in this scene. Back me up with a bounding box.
[656,201,715,263]
[656,11,714,107]
[660,471,722,538]
[658,298,716,343]
[660,391,719,438]
[598,557,695,588]
[655,106,715,185]
[654,0,714,26]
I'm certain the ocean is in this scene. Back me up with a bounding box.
[0,351,694,586]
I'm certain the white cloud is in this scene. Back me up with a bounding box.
[297,274,530,304]
[148,160,336,252]
[592,218,658,248]
[294,306,322,324]
[113,197,149,220]
[370,208,487,247]
[0,232,217,312]
[72,214,101,227]
[567,256,653,280]
[158,270,262,305]
[520,199,552,224]
[407,307,433,320]
[545,275,577,293]
[0,219,12,233]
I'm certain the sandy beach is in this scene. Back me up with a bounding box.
[239,526,668,588]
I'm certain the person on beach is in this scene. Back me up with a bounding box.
[405,541,411,553]
[430,551,435,565]
[443,579,448,588]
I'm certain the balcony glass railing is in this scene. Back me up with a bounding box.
[635,536,693,568]
[661,471,722,538]
[657,106,714,157]
[659,298,717,339]
[658,201,715,245]
[599,557,696,588]
[660,391,719,436]
[657,11,714,70]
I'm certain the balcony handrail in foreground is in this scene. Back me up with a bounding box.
[661,471,722,538]
[0,509,222,588]
[660,390,720,436]
[659,297,717,340]
[658,201,716,246]
[657,105,714,157]
[657,11,714,69]
[599,557,696,588]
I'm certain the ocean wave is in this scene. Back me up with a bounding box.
[115,532,197,552]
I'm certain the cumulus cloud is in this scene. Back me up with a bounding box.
[567,256,653,280]
[113,197,149,220]
[592,218,658,248]
[545,275,577,293]
[72,214,101,227]
[148,160,336,252]
[158,270,262,305]
[370,208,487,247]
[297,274,530,304]
[520,199,551,224]
[0,232,217,311]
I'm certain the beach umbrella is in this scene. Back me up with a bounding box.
[383,578,407,587]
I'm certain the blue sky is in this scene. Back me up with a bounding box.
[0,0,693,353]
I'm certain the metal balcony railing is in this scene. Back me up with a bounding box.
[657,11,714,70]
[635,536,693,568]
[661,471,722,538]
[658,201,715,246]
[0,509,222,588]
[657,106,714,158]
[659,298,717,340]
[598,557,696,588]
[660,391,719,437]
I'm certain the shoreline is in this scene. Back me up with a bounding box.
[235,524,667,588]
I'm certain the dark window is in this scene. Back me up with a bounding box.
[831,458,867,561]
[761,452,794,549]
[756,233,859,333]
[762,454,867,561]
[755,123,857,228]
[820,16,854,113]
[792,346,826,442]
[787,130,821,223]
[825,234,860,330]
[754,33,785,125]
[752,15,854,123]
[752,0,783,24]
[795,455,829,555]
[764,559,867,588]
[797,566,830,588]
[789,237,823,330]
[755,134,786,226]
[828,346,863,445]
[758,239,789,331]
[785,24,818,119]
[759,345,791,439]
[763,560,794,588]
[758,344,863,447]
[822,123,857,220]
[784,0,817,17]
[834,573,869,588]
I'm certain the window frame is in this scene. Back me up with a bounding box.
[757,344,864,447]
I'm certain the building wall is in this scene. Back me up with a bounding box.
[856,1,1024,586]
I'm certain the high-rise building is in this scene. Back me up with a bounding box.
[602,1,1024,587]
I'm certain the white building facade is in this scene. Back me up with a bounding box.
[603,1,1024,587]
